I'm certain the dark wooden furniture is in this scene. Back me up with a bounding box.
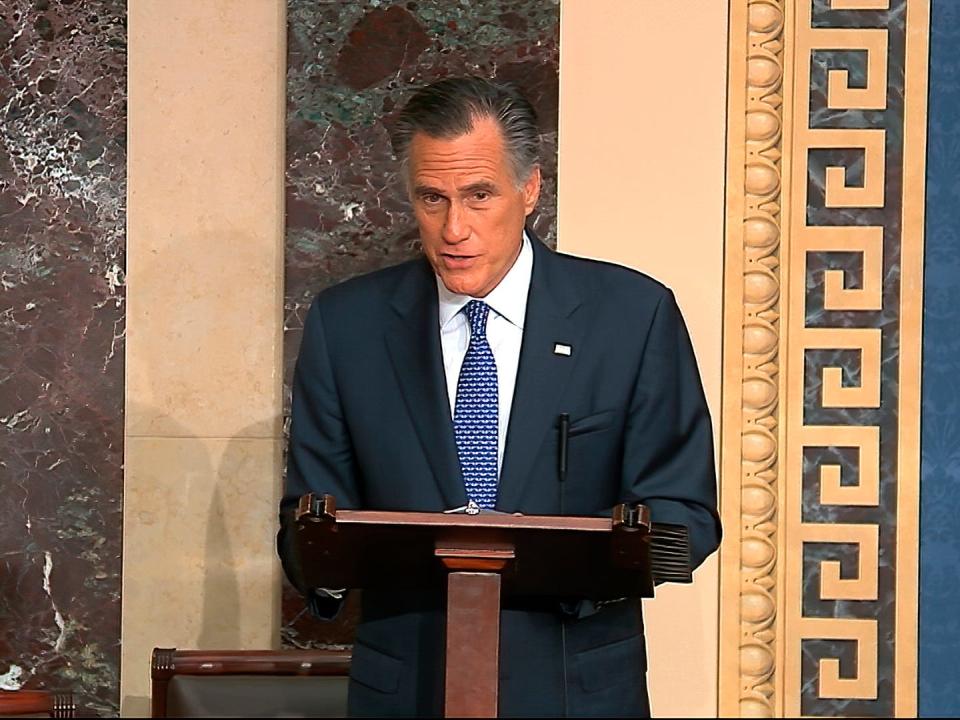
[0,689,76,717]
[293,493,679,717]
[150,648,351,718]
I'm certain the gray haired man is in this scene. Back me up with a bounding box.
[279,76,721,717]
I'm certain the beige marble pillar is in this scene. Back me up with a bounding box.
[122,1,286,715]
[558,1,728,716]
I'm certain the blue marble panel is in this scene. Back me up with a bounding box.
[919,1,960,715]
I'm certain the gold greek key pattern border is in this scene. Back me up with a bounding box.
[721,1,928,716]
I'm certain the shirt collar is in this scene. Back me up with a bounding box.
[437,231,533,330]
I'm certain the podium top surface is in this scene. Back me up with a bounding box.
[292,495,657,599]
[325,509,620,532]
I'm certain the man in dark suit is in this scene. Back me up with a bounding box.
[278,77,721,717]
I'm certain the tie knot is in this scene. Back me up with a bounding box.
[464,300,490,338]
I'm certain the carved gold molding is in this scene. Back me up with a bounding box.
[721,1,788,716]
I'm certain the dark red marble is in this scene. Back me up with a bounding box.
[336,6,432,91]
[284,0,559,648]
[0,1,125,715]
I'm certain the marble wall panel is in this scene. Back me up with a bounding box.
[0,0,125,716]
[283,0,559,646]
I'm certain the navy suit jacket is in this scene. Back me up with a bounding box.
[278,235,721,717]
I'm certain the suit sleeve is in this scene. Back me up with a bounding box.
[620,289,722,570]
[277,298,362,616]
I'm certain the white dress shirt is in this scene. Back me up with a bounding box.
[436,232,533,476]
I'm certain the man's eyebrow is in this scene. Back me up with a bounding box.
[413,184,445,197]
[460,181,497,194]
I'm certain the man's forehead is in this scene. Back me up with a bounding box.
[413,154,502,176]
[410,137,509,184]
[409,116,505,155]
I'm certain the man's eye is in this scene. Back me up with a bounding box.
[423,194,442,204]
[472,191,490,201]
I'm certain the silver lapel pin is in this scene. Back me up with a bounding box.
[553,343,572,356]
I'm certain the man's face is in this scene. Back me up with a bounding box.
[408,116,541,297]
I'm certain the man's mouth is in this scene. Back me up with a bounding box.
[440,253,478,268]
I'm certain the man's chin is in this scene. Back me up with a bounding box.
[437,272,485,298]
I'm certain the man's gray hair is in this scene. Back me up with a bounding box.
[390,76,541,187]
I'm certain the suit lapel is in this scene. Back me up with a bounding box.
[385,259,468,510]
[497,237,586,512]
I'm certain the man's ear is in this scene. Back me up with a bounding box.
[523,166,542,215]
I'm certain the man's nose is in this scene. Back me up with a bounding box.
[442,200,470,243]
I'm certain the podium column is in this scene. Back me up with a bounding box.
[436,539,515,718]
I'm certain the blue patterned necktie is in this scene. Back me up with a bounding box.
[453,300,499,509]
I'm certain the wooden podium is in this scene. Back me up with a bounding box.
[292,493,683,717]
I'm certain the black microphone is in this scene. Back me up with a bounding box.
[558,413,569,515]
